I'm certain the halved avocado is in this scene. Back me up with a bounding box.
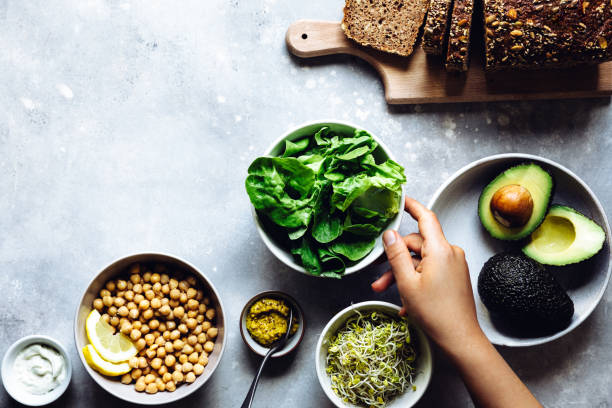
[479,163,553,240]
[522,205,606,266]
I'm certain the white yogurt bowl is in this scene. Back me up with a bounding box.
[1,335,72,406]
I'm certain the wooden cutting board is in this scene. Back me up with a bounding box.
[286,20,612,105]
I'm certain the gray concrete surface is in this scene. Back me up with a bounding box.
[1,1,611,407]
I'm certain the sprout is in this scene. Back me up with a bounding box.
[325,311,417,408]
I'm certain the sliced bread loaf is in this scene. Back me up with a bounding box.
[484,0,611,70]
[422,0,456,55]
[342,0,429,57]
[445,0,475,71]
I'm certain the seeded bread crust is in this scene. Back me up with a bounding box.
[445,0,475,71]
[484,0,612,71]
[423,0,456,55]
[342,0,429,57]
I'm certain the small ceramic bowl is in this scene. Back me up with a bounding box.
[1,335,72,406]
[240,291,305,358]
[429,153,611,347]
[316,301,433,408]
[251,120,405,277]
[74,253,226,405]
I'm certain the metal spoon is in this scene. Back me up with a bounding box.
[241,308,294,408]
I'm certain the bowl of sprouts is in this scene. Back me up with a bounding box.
[315,301,433,408]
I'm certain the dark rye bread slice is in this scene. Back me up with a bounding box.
[423,0,456,55]
[484,0,612,71]
[445,0,475,71]
[342,0,429,57]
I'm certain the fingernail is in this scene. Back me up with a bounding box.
[383,230,396,246]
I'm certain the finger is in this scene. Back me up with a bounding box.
[383,230,416,285]
[403,233,424,254]
[371,270,394,292]
[404,197,446,242]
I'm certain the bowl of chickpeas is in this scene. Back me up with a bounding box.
[74,253,226,404]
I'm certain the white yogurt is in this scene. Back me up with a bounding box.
[12,344,66,395]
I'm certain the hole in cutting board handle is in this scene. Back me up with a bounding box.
[301,33,308,40]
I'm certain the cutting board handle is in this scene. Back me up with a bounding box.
[286,20,361,58]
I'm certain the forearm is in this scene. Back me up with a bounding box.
[442,330,542,408]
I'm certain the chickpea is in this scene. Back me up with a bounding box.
[198,354,208,366]
[174,363,182,372]
[139,299,150,310]
[160,274,170,284]
[145,383,158,394]
[144,333,155,346]
[130,274,141,285]
[204,341,214,353]
[108,306,117,317]
[102,296,113,307]
[169,299,180,308]
[185,372,196,383]
[179,293,188,304]
[202,321,211,331]
[156,347,166,358]
[150,273,160,284]
[127,301,137,311]
[138,356,148,369]
[158,322,167,332]
[196,290,204,301]
[118,306,129,317]
[93,298,104,311]
[179,354,188,364]
[100,289,111,298]
[116,279,127,291]
[161,298,170,307]
[142,309,153,320]
[151,298,161,309]
[140,324,150,334]
[178,324,188,334]
[187,310,198,319]
[144,290,155,301]
[186,288,197,299]
[173,339,184,350]
[206,308,216,320]
[114,296,126,307]
[162,284,170,295]
[178,281,188,292]
[152,282,162,293]
[182,344,194,355]
[121,373,132,384]
[151,358,162,370]
[170,330,180,340]
[159,305,171,316]
[203,297,210,306]
[135,338,146,351]
[143,283,152,292]
[133,283,143,294]
[169,279,179,289]
[170,288,180,300]
[162,372,173,383]
[165,354,176,367]
[193,325,203,335]
[193,363,204,376]
[131,368,143,379]
[148,319,159,330]
[166,380,176,392]
[188,352,199,364]
[129,356,139,368]
[182,362,193,373]
[142,271,151,282]
[130,329,142,341]
[207,327,218,339]
[187,276,197,286]
[125,291,134,302]
[142,366,151,375]
[186,318,197,330]
[120,322,132,335]
[196,314,204,323]
[134,293,144,303]
[101,314,110,324]
[146,348,157,359]
[199,304,207,314]
[135,377,146,392]
[194,344,203,353]
[158,365,168,376]
[197,333,207,344]
[173,306,185,320]
[155,336,165,346]
[187,335,198,346]
[132,320,142,330]
[172,370,184,384]
[163,331,171,341]
[165,341,174,353]
[156,378,165,392]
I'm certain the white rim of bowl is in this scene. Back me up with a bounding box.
[427,153,612,347]
[1,334,72,406]
[72,252,227,405]
[315,301,433,408]
[251,119,405,276]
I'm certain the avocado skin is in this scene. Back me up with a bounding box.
[478,252,574,332]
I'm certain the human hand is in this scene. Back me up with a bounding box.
[372,197,484,353]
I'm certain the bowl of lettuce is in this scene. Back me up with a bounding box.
[245,121,406,278]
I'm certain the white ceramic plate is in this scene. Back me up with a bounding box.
[429,153,611,347]
[251,120,405,277]
[315,301,433,408]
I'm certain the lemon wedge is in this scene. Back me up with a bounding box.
[82,344,131,376]
[85,309,137,363]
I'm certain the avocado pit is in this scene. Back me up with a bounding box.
[490,184,534,228]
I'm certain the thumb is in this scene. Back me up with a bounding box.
[382,230,416,285]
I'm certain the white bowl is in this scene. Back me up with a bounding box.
[315,301,433,408]
[428,153,611,347]
[73,253,227,405]
[251,120,405,277]
[1,335,72,406]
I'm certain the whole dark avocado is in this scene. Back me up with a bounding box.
[478,252,574,332]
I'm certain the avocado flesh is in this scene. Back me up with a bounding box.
[479,163,553,240]
[523,205,606,266]
[478,252,574,332]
